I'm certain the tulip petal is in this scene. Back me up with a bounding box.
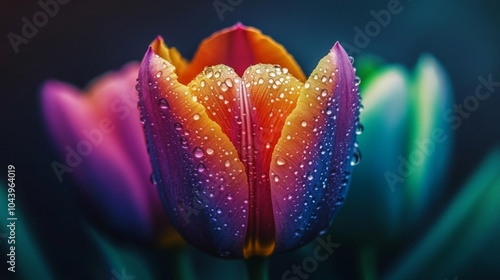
[138,47,249,257]
[41,71,168,242]
[270,43,361,252]
[151,36,189,77]
[180,24,306,84]
[187,63,303,257]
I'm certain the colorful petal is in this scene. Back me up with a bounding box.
[270,43,361,252]
[179,24,306,84]
[42,64,172,243]
[187,62,303,257]
[138,47,249,258]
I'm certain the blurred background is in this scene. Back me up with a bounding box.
[1,0,499,279]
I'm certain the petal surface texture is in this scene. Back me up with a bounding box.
[270,43,360,252]
[138,48,250,258]
[140,34,359,257]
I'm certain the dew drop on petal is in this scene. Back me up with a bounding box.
[351,146,362,166]
[276,156,287,166]
[158,98,169,109]
[220,83,228,92]
[206,148,214,155]
[301,121,308,127]
[180,137,189,148]
[354,76,361,86]
[225,78,233,88]
[356,123,364,135]
[193,147,204,158]
[150,173,156,185]
[205,68,213,78]
[304,82,311,89]
[193,113,200,121]
[173,123,183,131]
[197,163,206,172]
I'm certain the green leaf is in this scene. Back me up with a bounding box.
[384,148,500,280]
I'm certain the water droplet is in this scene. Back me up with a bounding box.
[155,71,162,78]
[197,163,205,172]
[320,89,328,97]
[200,80,206,87]
[356,123,364,135]
[301,121,308,127]
[206,148,214,155]
[274,175,280,182]
[354,76,361,86]
[321,75,327,83]
[224,160,231,167]
[193,113,200,121]
[214,71,221,78]
[351,146,362,166]
[205,68,213,78]
[307,172,314,181]
[225,78,233,88]
[258,78,264,84]
[348,56,354,64]
[150,173,156,185]
[174,123,183,131]
[158,98,169,109]
[304,82,311,89]
[276,156,287,166]
[180,137,189,148]
[220,83,228,92]
[193,147,204,158]
[265,142,271,149]
[216,208,222,214]
[227,193,233,200]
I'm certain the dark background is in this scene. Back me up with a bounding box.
[1,0,499,279]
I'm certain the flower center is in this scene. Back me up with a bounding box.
[189,64,303,257]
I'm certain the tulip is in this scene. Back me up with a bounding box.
[333,54,453,246]
[137,24,361,258]
[326,55,453,279]
[42,63,180,246]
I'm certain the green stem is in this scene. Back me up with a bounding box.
[360,247,377,280]
[245,257,269,280]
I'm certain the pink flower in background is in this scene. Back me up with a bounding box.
[42,63,180,246]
